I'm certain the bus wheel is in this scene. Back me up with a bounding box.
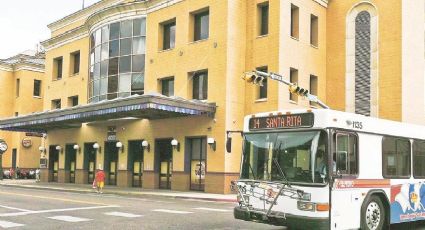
[361,195,386,230]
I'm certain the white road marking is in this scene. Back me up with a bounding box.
[0,205,119,217]
[0,205,31,212]
[48,215,91,222]
[193,207,233,212]
[0,220,24,228]
[104,212,142,218]
[153,209,193,214]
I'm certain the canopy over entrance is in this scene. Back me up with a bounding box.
[0,94,216,133]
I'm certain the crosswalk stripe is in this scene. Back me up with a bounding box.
[153,209,193,214]
[0,220,24,228]
[193,207,233,212]
[48,215,92,222]
[104,212,142,218]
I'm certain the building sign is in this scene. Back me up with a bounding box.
[25,132,44,137]
[249,113,314,130]
[40,158,47,168]
[107,126,117,141]
[22,138,32,148]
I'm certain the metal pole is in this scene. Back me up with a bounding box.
[254,70,330,109]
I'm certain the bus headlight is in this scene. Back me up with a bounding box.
[297,201,316,211]
[297,201,330,212]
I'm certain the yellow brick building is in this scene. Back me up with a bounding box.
[0,0,423,193]
[0,50,45,172]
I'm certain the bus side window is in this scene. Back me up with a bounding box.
[335,133,358,175]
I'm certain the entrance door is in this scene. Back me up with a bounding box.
[48,146,59,182]
[84,143,96,184]
[11,149,17,169]
[128,140,143,187]
[189,138,207,191]
[156,139,173,189]
[104,141,118,185]
[65,144,76,183]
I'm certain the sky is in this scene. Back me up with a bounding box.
[0,0,101,59]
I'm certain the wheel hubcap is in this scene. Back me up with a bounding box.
[365,202,381,230]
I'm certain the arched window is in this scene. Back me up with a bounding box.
[346,3,378,117]
[354,11,371,116]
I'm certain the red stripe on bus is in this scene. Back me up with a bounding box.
[334,179,391,189]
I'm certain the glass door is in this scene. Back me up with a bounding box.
[157,139,173,189]
[104,141,118,185]
[189,138,207,191]
[48,146,59,182]
[65,144,76,183]
[84,143,96,184]
[128,140,143,187]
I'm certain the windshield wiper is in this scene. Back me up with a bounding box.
[273,143,291,188]
[243,156,257,179]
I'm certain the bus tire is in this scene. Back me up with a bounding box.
[361,195,386,230]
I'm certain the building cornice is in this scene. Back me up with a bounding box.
[41,26,88,51]
[0,64,13,72]
[0,62,44,73]
[85,1,148,31]
[47,0,125,32]
[13,63,45,73]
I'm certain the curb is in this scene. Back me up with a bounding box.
[0,183,237,203]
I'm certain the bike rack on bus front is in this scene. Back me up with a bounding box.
[231,180,309,219]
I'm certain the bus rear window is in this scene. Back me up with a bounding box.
[382,137,410,178]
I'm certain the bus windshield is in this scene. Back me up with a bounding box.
[241,130,328,184]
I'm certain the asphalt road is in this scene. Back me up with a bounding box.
[1,186,425,229]
[0,186,282,230]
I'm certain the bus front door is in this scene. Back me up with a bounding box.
[330,132,360,230]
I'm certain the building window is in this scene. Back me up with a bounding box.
[54,57,63,80]
[258,2,269,36]
[291,4,299,39]
[89,17,146,103]
[14,112,18,117]
[382,137,410,178]
[309,75,318,106]
[256,66,267,99]
[354,11,371,116]
[289,68,298,102]
[71,51,80,75]
[310,14,318,47]
[51,99,61,109]
[33,80,41,97]
[193,10,209,41]
[161,77,175,97]
[68,96,78,107]
[192,71,208,100]
[335,132,358,175]
[162,20,176,50]
[413,140,425,178]
[16,79,20,97]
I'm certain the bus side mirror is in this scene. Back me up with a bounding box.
[226,137,232,153]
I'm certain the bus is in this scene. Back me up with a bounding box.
[231,108,425,230]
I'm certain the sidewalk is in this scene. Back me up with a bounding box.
[0,179,237,203]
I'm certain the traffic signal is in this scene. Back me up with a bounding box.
[289,84,309,97]
[242,72,265,86]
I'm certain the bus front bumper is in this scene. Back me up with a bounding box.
[234,206,329,230]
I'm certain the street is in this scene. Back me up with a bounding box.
[1,186,425,229]
[0,186,281,230]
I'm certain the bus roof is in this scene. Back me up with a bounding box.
[243,109,425,139]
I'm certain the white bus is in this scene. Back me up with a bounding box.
[231,109,425,230]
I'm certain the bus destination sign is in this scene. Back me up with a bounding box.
[249,113,314,130]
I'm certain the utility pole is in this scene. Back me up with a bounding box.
[82,0,85,9]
